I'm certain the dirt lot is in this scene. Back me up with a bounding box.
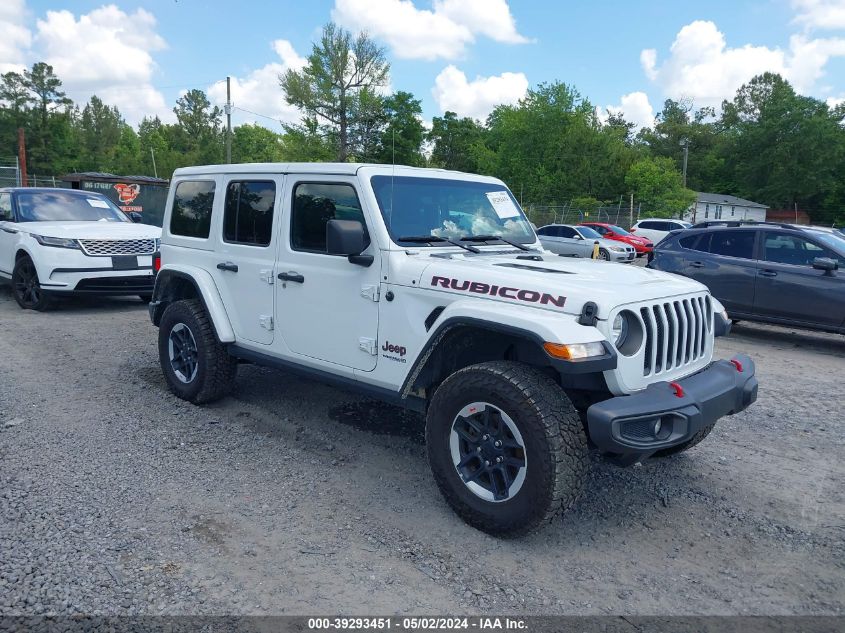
[0,285,843,616]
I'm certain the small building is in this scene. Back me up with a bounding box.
[685,192,768,224]
[61,172,169,227]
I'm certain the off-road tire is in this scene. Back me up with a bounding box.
[158,299,237,404]
[426,361,589,537]
[12,256,53,311]
[653,423,715,457]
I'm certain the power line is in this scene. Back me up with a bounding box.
[232,105,287,128]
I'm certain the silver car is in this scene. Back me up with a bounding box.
[537,224,636,262]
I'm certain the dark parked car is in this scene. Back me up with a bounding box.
[648,221,845,334]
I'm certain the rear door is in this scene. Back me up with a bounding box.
[0,192,16,278]
[682,229,758,314]
[753,231,845,328]
[211,175,282,345]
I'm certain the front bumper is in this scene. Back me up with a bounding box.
[609,249,636,263]
[586,354,757,460]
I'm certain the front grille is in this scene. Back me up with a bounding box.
[78,239,156,257]
[75,276,154,293]
[640,295,711,376]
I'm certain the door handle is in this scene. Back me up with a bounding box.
[759,270,777,277]
[689,261,704,268]
[277,271,305,284]
[216,262,239,272]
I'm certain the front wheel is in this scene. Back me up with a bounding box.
[158,299,237,404]
[426,361,588,537]
[12,256,53,311]
[598,248,611,261]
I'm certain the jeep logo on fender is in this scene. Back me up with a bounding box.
[431,276,566,308]
[382,341,406,356]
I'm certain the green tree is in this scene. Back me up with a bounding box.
[427,111,486,172]
[376,90,425,166]
[79,95,122,170]
[625,156,696,217]
[18,63,73,174]
[232,123,285,163]
[718,73,845,222]
[281,22,389,162]
[281,116,335,162]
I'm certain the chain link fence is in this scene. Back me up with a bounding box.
[523,203,644,230]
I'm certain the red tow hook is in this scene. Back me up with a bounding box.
[669,381,684,398]
[730,359,743,372]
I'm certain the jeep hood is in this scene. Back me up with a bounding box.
[415,251,707,319]
[17,221,161,240]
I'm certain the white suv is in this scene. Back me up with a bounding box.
[630,218,692,244]
[0,188,162,310]
[149,163,758,536]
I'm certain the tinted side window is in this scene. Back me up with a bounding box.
[291,183,366,253]
[679,235,701,250]
[170,181,215,239]
[639,220,658,230]
[223,181,275,246]
[708,230,755,259]
[537,226,551,236]
[0,193,11,220]
[763,233,839,267]
[559,226,577,238]
[591,225,608,235]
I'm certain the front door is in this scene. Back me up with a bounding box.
[211,175,282,345]
[754,231,845,329]
[275,177,381,371]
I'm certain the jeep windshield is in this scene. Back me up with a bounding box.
[15,191,130,223]
[370,176,535,247]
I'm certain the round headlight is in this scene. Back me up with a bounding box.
[611,313,629,347]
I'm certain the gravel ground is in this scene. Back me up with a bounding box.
[0,284,843,616]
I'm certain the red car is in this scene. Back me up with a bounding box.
[579,222,653,256]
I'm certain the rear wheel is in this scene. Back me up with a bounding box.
[426,361,588,537]
[158,299,237,404]
[12,256,53,311]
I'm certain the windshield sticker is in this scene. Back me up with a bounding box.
[86,199,110,208]
[486,191,520,219]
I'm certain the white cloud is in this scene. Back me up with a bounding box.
[0,0,32,73]
[598,91,655,131]
[208,39,306,128]
[792,0,845,31]
[827,95,845,107]
[432,65,527,120]
[641,20,845,107]
[331,0,529,60]
[33,5,168,124]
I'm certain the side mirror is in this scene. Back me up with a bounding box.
[128,211,143,223]
[326,219,373,267]
[812,257,838,274]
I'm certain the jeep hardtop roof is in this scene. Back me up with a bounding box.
[171,162,503,183]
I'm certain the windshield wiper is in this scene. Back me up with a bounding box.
[397,235,480,253]
[460,234,531,251]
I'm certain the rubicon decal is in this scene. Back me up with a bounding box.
[431,276,566,308]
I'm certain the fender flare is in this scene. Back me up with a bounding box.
[152,265,235,343]
[400,301,616,397]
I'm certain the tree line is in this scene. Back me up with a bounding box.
[1,22,843,225]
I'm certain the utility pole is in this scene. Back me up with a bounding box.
[680,138,690,188]
[629,193,634,229]
[225,76,232,164]
[150,147,158,178]
[17,128,27,187]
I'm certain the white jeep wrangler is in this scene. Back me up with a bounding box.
[150,163,758,536]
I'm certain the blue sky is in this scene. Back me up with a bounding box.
[5,0,845,128]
